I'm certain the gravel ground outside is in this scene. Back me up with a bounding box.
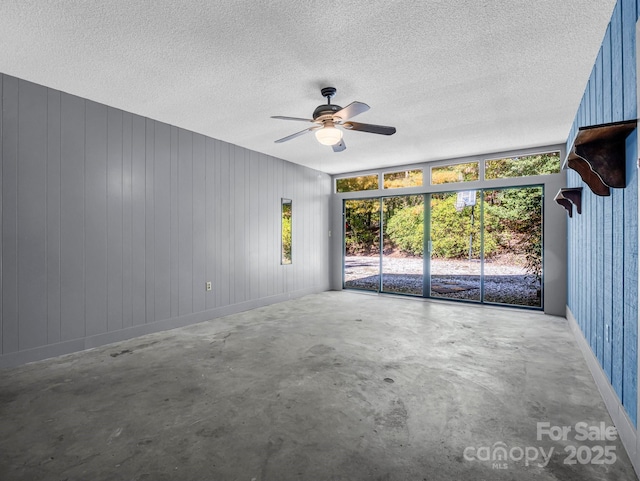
[344,255,541,307]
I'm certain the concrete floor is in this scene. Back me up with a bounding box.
[0,291,637,481]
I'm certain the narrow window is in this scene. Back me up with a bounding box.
[281,199,292,264]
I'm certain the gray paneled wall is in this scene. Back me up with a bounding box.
[1,74,331,367]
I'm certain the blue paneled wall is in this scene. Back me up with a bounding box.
[566,0,638,426]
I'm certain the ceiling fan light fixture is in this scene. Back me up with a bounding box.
[315,122,343,146]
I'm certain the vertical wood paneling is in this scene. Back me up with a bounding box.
[276,157,284,295]
[153,122,171,322]
[612,2,624,120]
[299,165,307,286]
[170,126,179,317]
[596,195,604,365]
[622,0,637,119]
[205,138,216,310]
[266,156,273,297]
[178,128,193,315]
[219,142,230,307]
[623,132,638,425]
[286,161,292,290]
[622,0,638,424]
[592,136,598,353]
[258,155,268,299]
[289,163,296,292]
[233,146,246,304]
[17,80,48,350]
[612,187,625,400]
[145,119,155,324]
[242,149,250,301]
[602,24,614,382]
[192,133,206,313]
[567,172,572,308]
[296,165,303,286]
[245,150,255,300]
[107,107,123,332]
[564,1,640,419]
[1,74,331,363]
[84,101,108,337]
[2,76,19,353]
[213,139,222,308]
[587,81,596,351]
[604,194,614,381]
[277,159,284,294]
[131,114,146,326]
[575,105,583,327]
[46,88,61,344]
[227,143,234,302]
[603,27,613,124]
[60,93,86,341]
[122,112,133,328]
[581,181,587,333]
[588,190,594,347]
[596,51,604,124]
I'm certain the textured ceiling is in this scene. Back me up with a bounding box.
[0,1,617,174]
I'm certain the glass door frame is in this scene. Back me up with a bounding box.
[379,194,426,297]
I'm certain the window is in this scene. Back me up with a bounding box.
[485,152,561,179]
[383,169,423,189]
[281,199,292,264]
[431,162,479,184]
[336,175,379,193]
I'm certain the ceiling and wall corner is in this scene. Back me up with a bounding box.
[0,1,618,174]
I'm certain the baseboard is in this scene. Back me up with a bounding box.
[0,285,329,369]
[566,306,639,478]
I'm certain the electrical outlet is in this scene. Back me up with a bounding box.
[206,281,212,291]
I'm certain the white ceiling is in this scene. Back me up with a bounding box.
[0,1,617,174]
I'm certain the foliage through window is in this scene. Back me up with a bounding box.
[485,152,560,179]
[281,199,292,264]
[336,175,379,193]
[431,162,479,184]
[383,170,423,189]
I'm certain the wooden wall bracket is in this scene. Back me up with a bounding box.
[554,188,583,217]
[564,119,636,196]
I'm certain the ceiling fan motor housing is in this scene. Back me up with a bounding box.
[313,104,342,120]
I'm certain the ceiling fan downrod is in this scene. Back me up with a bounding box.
[321,87,337,104]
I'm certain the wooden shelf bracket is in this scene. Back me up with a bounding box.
[554,188,583,217]
[564,119,636,196]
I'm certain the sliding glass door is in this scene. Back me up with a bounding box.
[429,191,481,301]
[381,195,424,295]
[343,198,380,292]
[342,185,543,308]
[482,187,543,307]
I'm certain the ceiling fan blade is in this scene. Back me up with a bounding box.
[333,101,370,121]
[271,116,316,123]
[332,139,346,152]
[343,121,396,135]
[274,126,320,143]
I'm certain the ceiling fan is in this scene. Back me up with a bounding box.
[271,87,396,152]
